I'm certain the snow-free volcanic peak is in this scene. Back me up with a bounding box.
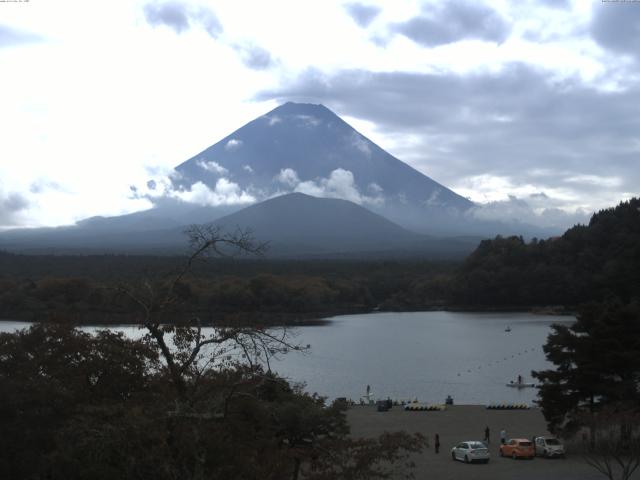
[174,101,473,234]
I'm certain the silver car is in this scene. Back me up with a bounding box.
[451,441,490,463]
[534,436,566,458]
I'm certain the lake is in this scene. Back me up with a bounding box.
[0,311,573,405]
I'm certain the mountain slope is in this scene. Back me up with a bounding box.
[213,192,420,253]
[452,197,640,306]
[174,102,474,234]
[210,193,478,258]
[0,193,479,258]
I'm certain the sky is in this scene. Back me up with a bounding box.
[1,0,639,229]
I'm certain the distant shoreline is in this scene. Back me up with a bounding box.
[0,305,575,330]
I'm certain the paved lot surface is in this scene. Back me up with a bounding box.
[347,405,637,480]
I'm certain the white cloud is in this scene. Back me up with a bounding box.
[274,168,385,206]
[130,169,255,208]
[224,139,243,151]
[293,168,384,206]
[350,131,371,156]
[294,114,322,127]
[563,174,622,188]
[424,188,443,207]
[196,159,228,175]
[466,194,590,230]
[243,164,254,173]
[175,179,255,206]
[368,182,383,194]
[264,114,281,126]
[276,167,300,187]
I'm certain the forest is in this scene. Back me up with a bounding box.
[1,198,638,323]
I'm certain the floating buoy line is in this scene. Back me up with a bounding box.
[454,346,543,381]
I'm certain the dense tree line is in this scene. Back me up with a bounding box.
[2,198,639,321]
[0,256,455,323]
[451,198,640,307]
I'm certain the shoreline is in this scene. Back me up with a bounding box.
[0,305,575,328]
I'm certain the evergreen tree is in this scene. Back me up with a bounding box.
[533,302,640,436]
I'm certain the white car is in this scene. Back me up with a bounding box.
[451,441,490,463]
[534,436,565,458]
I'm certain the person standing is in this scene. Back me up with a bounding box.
[435,433,440,454]
[484,426,490,444]
[500,428,507,445]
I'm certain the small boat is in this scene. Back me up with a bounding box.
[505,326,511,332]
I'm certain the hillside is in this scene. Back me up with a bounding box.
[451,198,640,306]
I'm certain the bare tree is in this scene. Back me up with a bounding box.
[116,224,305,402]
[111,225,425,480]
[582,406,640,480]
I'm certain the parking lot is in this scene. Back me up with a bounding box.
[347,405,636,480]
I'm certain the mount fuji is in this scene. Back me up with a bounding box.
[172,101,473,234]
[0,102,539,256]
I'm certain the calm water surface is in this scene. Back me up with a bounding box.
[0,311,573,405]
[271,311,573,405]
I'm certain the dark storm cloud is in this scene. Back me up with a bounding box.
[234,44,274,70]
[0,24,41,48]
[344,3,382,28]
[143,1,222,37]
[0,191,29,227]
[392,2,510,47]
[257,64,640,207]
[591,2,640,59]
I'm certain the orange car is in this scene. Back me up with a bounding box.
[499,438,535,459]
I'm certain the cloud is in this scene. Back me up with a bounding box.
[224,138,243,151]
[279,168,384,206]
[392,2,510,47]
[257,64,640,216]
[174,179,255,206]
[264,115,282,126]
[197,159,228,175]
[344,3,381,28]
[234,44,274,70]
[467,195,590,229]
[591,2,640,59]
[424,188,443,207]
[0,190,30,228]
[0,24,41,48]
[276,168,300,187]
[538,0,571,9]
[294,114,322,127]
[130,170,254,207]
[368,182,383,194]
[29,179,65,194]
[243,165,254,174]
[143,1,222,37]
[350,131,371,156]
